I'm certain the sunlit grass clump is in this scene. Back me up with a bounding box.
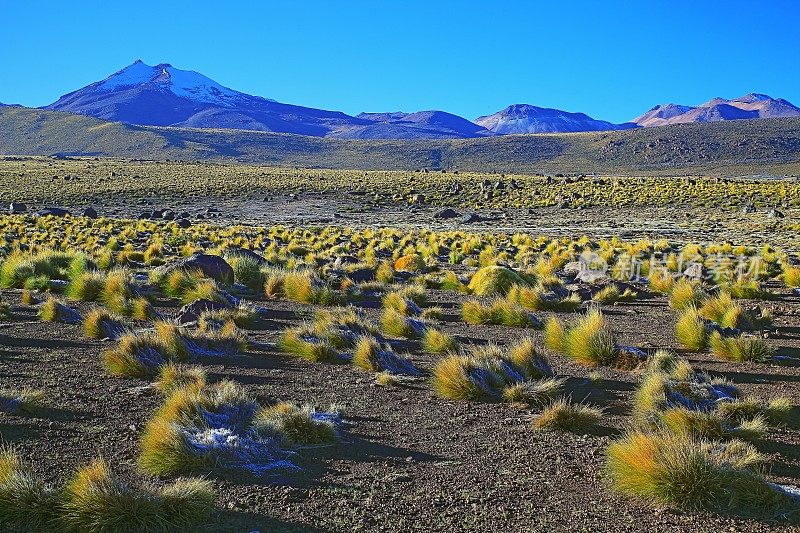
[467,265,528,296]
[102,322,189,378]
[140,380,339,477]
[508,284,581,312]
[462,298,539,328]
[432,338,555,402]
[544,309,628,368]
[668,279,706,311]
[606,431,800,518]
[675,306,709,351]
[352,336,420,375]
[0,450,214,532]
[532,397,603,433]
[83,308,126,339]
[709,332,774,363]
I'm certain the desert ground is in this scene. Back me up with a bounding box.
[0,158,799,532]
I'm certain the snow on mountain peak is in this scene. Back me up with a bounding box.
[94,61,252,106]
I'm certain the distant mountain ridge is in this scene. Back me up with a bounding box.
[631,93,800,127]
[26,60,800,137]
[475,104,636,134]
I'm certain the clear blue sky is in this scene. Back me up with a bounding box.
[1,0,798,122]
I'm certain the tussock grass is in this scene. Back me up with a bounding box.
[593,285,638,304]
[462,298,537,327]
[432,339,553,401]
[648,270,675,294]
[675,306,708,351]
[279,327,340,363]
[0,448,57,529]
[421,328,458,354]
[155,363,207,394]
[709,332,774,363]
[532,397,603,432]
[467,265,528,296]
[606,431,800,518]
[352,336,419,375]
[668,279,706,311]
[543,309,620,367]
[102,322,189,378]
[0,388,45,415]
[66,269,106,301]
[61,459,214,532]
[380,308,426,338]
[253,402,339,446]
[83,308,126,339]
[784,264,800,288]
[509,284,581,312]
[502,377,565,405]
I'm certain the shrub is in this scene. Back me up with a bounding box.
[593,285,638,305]
[709,332,774,363]
[393,253,425,273]
[467,266,528,297]
[784,264,800,288]
[38,296,80,323]
[502,377,565,405]
[532,397,603,432]
[675,307,708,351]
[0,449,57,529]
[648,270,675,294]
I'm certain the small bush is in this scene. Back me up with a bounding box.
[352,336,419,375]
[155,363,207,394]
[462,298,537,328]
[278,327,340,363]
[253,402,339,446]
[668,279,706,311]
[380,308,426,338]
[545,310,619,367]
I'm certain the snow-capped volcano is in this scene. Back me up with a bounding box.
[92,60,263,107]
[45,60,363,135]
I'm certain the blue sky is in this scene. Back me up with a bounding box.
[1,0,798,122]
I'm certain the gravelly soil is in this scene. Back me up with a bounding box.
[2,281,799,532]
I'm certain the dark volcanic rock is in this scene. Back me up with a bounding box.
[158,253,234,284]
[82,207,98,219]
[9,202,26,214]
[39,207,70,217]
[434,208,460,219]
[176,298,229,325]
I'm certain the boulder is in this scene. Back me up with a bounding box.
[176,218,192,228]
[683,263,704,280]
[434,208,460,219]
[8,202,26,214]
[39,207,70,217]
[82,207,98,219]
[460,213,481,224]
[159,253,234,284]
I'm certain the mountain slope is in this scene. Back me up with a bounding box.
[475,104,636,134]
[632,93,800,127]
[3,105,800,176]
[334,110,492,139]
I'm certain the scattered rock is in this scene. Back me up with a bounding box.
[767,209,785,218]
[157,253,234,284]
[683,263,704,280]
[39,207,70,217]
[460,213,481,224]
[8,202,26,214]
[434,208,460,219]
[82,207,98,219]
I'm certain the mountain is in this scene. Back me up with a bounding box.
[43,61,489,139]
[4,105,800,176]
[632,93,800,127]
[475,104,636,134]
[334,110,492,139]
[45,60,371,137]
